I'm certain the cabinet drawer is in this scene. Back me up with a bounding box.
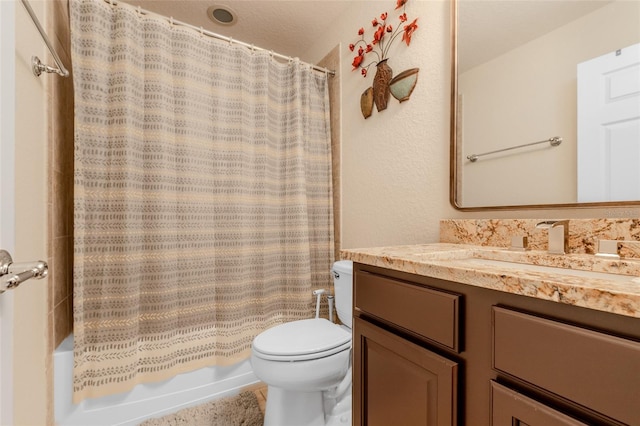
[355,271,460,351]
[493,307,640,425]
[491,381,587,425]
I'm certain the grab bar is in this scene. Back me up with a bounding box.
[0,249,48,294]
[467,136,562,162]
[21,0,69,77]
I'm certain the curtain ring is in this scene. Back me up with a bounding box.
[136,5,141,16]
[169,16,174,27]
[229,37,233,45]
[200,26,204,37]
[109,0,115,6]
[250,44,255,53]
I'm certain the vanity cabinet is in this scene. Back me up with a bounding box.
[353,270,461,426]
[353,263,640,426]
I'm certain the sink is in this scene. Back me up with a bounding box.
[464,257,640,283]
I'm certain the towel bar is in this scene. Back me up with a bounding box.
[467,136,562,162]
[21,0,69,77]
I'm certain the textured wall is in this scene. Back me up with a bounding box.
[306,0,640,252]
[307,0,453,249]
[318,45,342,261]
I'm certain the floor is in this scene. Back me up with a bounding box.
[244,382,268,416]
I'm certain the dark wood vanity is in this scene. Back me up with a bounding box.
[353,263,640,426]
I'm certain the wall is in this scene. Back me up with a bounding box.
[48,0,74,351]
[306,0,640,252]
[0,4,16,424]
[459,1,640,207]
[13,0,50,424]
[318,45,343,261]
[307,0,453,249]
[10,0,73,422]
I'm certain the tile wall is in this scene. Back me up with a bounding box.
[48,0,74,350]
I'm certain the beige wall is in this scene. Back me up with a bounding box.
[10,0,72,423]
[306,0,640,251]
[307,0,453,248]
[318,45,343,261]
[459,1,640,207]
[14,0,50,424]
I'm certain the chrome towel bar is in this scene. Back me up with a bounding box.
[21,0,69,77]
[0,249,48,294]
[467,136,562,162]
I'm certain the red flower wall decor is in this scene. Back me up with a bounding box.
[349,0,419,78]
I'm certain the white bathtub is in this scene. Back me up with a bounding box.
[54,334,259,426]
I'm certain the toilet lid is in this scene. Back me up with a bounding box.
[253,318,351,359]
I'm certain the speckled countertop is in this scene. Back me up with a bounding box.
[341,243,640,318]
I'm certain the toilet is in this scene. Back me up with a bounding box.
[251,260,353,426]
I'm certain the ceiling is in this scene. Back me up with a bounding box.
[120,0,614,70]
[121,0,355,62]
[458,0,614,72]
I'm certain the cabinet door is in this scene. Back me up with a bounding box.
[491,382,588,426]
[353,317,458,426]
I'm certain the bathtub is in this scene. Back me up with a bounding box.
[54,334,259,426]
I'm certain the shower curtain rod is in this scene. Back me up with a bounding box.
[102,0,336,77]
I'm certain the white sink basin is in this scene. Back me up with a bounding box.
[464,257,639,283]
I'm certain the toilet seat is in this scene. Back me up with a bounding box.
[253,318,351,361]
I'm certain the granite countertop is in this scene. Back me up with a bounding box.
[341,243,640,318]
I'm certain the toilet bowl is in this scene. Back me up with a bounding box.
[250,260,353,426]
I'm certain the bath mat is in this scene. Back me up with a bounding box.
[138,391,264,426]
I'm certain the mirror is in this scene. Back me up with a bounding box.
[450,0,640,210]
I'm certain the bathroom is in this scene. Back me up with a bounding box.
[2,0,639,425]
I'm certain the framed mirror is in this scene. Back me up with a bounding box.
[450,0,640,211]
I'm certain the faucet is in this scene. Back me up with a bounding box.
[535,220,569,255]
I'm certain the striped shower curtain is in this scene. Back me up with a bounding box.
[71,0,333,402]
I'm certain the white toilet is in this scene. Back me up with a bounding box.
[251,260,353,426]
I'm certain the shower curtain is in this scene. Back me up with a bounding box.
[71,0,333,402]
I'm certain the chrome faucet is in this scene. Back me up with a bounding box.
[535,220,569,255]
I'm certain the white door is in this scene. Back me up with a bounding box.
[577,43,640,202]
[0,1,16,424]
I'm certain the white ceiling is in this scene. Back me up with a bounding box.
[458,0,614,72]
[121,0,614,69]
[121,0,355,62]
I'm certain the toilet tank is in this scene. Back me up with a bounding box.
[332,260,353,328]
